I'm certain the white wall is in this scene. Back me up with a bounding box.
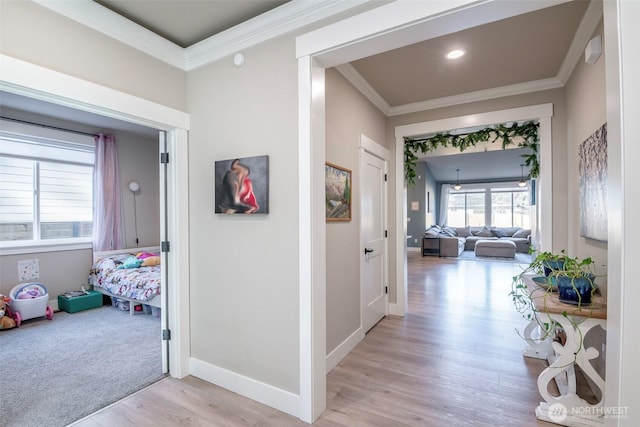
[187,36,301,395]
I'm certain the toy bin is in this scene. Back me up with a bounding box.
[9,282,53,327]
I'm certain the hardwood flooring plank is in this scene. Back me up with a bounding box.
[75,253,562,426]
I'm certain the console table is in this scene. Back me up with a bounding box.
[521,275,607,426]
[421,237,440,256]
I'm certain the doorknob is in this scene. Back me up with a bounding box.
[364,247,374,254]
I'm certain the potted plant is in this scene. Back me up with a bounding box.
[510,250,599,316]
[552,254,597,305]
[510,250,600,338]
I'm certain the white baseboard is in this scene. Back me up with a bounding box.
[326,327,364,373]
[407,246,420,252]
[50,298,59,312]
[388,302,404,316]
[189,357,300,418]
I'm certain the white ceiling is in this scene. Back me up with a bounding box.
[1,0,598,182]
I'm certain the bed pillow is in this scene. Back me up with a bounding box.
[141,256,160,267]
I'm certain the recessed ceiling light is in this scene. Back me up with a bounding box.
[446,49,466,60]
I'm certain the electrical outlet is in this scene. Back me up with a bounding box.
[414,238,418,243]
[407,217,411,222]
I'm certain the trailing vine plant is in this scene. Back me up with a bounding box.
[404,121,540,186]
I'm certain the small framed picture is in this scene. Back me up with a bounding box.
[325,162,351,221]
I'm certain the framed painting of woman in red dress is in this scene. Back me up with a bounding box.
[215,155,269,214]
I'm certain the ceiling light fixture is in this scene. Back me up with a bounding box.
[453,169,462,190]
[518,164,527,187]
[446,49,466,60]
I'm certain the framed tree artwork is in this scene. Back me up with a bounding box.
[325,162,351,221]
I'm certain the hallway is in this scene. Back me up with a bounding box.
[76,253,557,426]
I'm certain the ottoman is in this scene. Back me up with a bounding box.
[474,239,516,258]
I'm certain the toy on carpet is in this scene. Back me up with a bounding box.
[0,294,17,330]
[8,283,53,327]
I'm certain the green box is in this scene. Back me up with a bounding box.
[58,290,103,313]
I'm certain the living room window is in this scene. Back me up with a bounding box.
[446,184,530,228]
[447,189,486,227]
[0,125,94,245]
[491,187,529,228]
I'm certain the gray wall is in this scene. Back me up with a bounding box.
[564,19,607,391]
[0,1,187,112]
[406,162,437,248]
[325,68,387,356]
[186,36,301,394]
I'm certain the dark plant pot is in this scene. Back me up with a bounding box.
[543,259,565,277]
[557,274,596,305]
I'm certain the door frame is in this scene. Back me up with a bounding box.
[295,0,629,422]
[0,54,191,378]
[359,134,390,332]
[393,104,554,315]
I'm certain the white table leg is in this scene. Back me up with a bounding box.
[522,317,554,359]
[535,315,606,426]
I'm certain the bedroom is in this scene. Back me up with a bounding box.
[0,91,166,425]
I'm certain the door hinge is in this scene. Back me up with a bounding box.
[384,173,387,181]
[160,152,170,164]
[385,286,388,294]
[385,230,388,238]
[162,329,171,340]
[161,241,171,252]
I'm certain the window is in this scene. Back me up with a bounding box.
[491,188,529,228]
[447,190,486,227]
[0,125,94,244]
[446,184,530,228]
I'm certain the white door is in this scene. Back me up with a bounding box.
[361,149,388,333]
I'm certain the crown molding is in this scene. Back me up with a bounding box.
[32,0,186,69]
[334,64,390,115]
[185,0,371,71]
[388,77,564,117]
[556,0,604,85]
[33,0,372,72]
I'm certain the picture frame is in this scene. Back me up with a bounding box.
[214,155,269,214]
[579,123,607,241]
[325,162,352,221]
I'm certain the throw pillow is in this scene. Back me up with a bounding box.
[512,229,531,238]
[425,228,440,237]
[455,226,472,237]
[443,226,457,236]
[491,229,507,238]
[440,228,456,237]
[475,227,493,237]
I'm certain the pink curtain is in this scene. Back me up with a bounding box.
[93,134,124,251]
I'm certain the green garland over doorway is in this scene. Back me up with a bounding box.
[404,121,540,186]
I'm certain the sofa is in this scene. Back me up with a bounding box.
[423,225,531,257]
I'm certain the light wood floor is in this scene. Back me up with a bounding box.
[74,252,560,426]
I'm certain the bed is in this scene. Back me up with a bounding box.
[88,246,162,315]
